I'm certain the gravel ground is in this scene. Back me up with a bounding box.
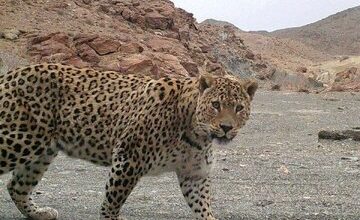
[1,91,360,220]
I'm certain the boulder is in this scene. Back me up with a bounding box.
[75,43,100,64]
[334,67,358,82]
[178,27,190,42]
[270,70,323,91]
[329,67,360,92]
[29,40,73,60]
[180,61,199,76]
[319,129,360,141]
[117,54,154,74]
[121,8,136,22]
[120,42,144,54]
[145,12,173,30]
[88,37,121,55]
[153,53,189,77]
[28,32,73,62]
[73,34,99,46]
[146,37,174,52]
[206,62,222,73]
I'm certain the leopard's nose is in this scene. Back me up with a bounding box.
[220,124,233,133]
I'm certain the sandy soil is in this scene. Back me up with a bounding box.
[1,91,360,220]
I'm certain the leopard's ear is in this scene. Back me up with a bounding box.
[244,79,258,101]
[199,74,214,94]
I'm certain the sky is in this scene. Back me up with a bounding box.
[171,0,360,31]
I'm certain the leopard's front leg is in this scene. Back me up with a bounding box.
[177,174,217,220]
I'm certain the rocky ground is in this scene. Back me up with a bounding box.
[1,91,359,220]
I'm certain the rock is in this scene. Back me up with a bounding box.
[88,37,121,55]
[146,37,179,53]
[180,61,199,76]
[28,32,74,62]
[41,53,72,63]
[29,40,73,59]
[199,45,210,53]
[340,156,359,162]
[328,67,360,92]
[121,8,136,22]
[245,50,255,60]
[318,129,360,141]
[271,84,281,91]
[178,27,190,41]
[117,54,154,74]
[66,57,90,68]
[3,0,270,90]
[119,42,144,54]
[152,53,189,77]
[1,28,21,40]
[145,12,173,30]
[316,71,335,86]
[206,62,222,73]
[75,43,100,64]
[296,66,308,73]
[335,67,358,82]
[51,33,71,46]
[298,88,310,93]
[255,54,262,60]
[270,71,323,91]
[73,34,98,45]
[254,200,274,207]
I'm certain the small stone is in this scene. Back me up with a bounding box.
[254,200,274,207]
[1,29,20,40]
[222,168,230,172]
[271,84,281,91]
[324,98,340,102]
[278,165,289,175]
[319,129,360,141]
[296,66,308,73]
[340,156,359,162]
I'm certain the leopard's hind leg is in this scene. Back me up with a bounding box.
[7,144,59,220]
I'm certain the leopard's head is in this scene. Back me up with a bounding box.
[194,74,258,144]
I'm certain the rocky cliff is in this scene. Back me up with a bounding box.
[0,0,271,82]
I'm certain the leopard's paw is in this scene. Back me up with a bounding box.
[28,207,58,220]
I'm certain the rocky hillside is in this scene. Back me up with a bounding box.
[201,4,360,93]
[239,31,331,73]
[269,5,360,56]
[201,19,239,29]
[0,0,272,82]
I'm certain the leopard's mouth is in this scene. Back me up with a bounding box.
[211,134,233,144]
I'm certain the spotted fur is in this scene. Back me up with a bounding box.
[0,63,257,220]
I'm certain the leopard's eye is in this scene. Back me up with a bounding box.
[236,104,244,112]
[212,101,220,110]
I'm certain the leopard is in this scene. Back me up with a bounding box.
[0,63,257,220]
